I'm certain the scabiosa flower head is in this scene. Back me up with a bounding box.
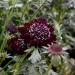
[6,23,17,33]
[7,36,27,54]
[48,43,63,55]
[18,18,56,46]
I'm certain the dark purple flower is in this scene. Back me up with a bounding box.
[18,18,56,46]
[7,36,27,54]
[6,23,17,33]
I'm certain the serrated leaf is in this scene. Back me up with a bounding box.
[29,49,41,63]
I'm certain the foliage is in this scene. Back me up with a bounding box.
[0,0,75,75]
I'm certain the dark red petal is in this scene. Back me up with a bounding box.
[18,23,30,34]
[47,24,54,32]
[7,36,27,54]
[18,18,56,46]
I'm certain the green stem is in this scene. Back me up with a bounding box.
[29,0,47,20]
[0,0,18,52]
[0,33,9,52]
[44,63,52,75]
[13,48,34,75]
[0,15,12,52]
[0,59,13,72]
[13,63,20,75]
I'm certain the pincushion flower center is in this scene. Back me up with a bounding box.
[16,39,25,49]
[11,38,25,52]
[29,23,51,40]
